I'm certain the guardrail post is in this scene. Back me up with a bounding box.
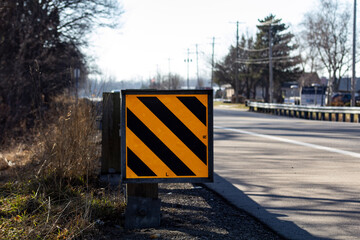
[248,102,360,123]
[101,92,121,174]
[321,112,325,121]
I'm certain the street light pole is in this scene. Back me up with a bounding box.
[235,21,239,103]
[351,0,357,106]
[312,83,320,106]
[211,37,215,89]
[269,24,274,103]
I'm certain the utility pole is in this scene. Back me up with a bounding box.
[235,21,239,103]
[168,58,171,90]
[352,0,357,107]
[156,64,160,89]
[269,24,274,103]
[196,44,200,88]
[211,37,215,89]
[185,48,192,89]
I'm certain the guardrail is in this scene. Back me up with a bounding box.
[248,102,360,123]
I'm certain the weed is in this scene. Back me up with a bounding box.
[0,96,125,239]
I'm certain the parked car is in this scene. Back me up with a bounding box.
[331,93,351,106]
[331,93,360,106]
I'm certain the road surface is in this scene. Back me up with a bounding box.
[208,107,360,240]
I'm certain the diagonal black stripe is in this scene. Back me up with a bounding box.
[177,96,207,126]
[127,148,157,177]
[127,108,195,176]
[138,97,207,165]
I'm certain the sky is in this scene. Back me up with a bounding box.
[87,0,353,86]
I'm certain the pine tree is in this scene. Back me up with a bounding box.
[254,14,302,102]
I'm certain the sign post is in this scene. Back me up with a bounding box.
[121,90,213,228]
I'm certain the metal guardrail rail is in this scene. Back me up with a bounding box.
[248,102,360,123]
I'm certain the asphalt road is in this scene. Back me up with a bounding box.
[209,107,360,240]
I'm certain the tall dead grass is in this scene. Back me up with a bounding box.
[33,95,101,183]
[0,95,124,239]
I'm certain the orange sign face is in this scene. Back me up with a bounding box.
[121,90,213,183]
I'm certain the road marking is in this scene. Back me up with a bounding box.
[215,126,360,159]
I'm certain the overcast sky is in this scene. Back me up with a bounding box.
[87,0,353,85]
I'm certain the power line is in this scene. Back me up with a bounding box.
[236,55,297,63]
[236,58,300,65]
[238,46,269,52]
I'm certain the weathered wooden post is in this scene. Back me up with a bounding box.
[124,183,160,228]
[350,114,355,123]
[121,89,213,229]
[101,92,121,175]
[342,113,346,122]
[321,112,325,121]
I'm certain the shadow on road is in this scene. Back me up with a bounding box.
[205,173,328,240]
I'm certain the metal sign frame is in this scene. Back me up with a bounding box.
[121,89,213,183]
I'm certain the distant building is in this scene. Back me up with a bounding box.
[298,72,321,88]
[337,77,360,92]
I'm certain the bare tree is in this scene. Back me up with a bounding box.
[295,35,322,74]
[148,73,184,90]
[0,0,123,142]
[302,0,351,103]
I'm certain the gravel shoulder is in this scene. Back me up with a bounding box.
[95,182,283,240]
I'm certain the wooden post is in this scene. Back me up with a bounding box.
[125,183,161,228]
[321,112,325,121]
[101,92,121,174]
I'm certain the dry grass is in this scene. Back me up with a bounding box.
[33,96,100,181]
[0,95,125,239]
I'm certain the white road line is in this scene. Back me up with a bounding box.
[215,126,360,159]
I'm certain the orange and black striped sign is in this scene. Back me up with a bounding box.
[121,90,213,183]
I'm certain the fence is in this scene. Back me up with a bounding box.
[248,102,360,123]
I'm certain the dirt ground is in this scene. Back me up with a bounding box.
[90,182,283,240]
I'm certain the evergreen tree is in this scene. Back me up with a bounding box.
[214,15,301,102]
[254,14,302,102]
[214,34,256,98]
